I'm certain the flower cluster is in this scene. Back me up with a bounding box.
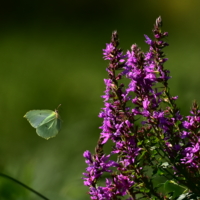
[83,16,200,199]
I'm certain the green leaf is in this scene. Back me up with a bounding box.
[24,109,62,140]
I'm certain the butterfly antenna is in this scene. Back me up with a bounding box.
[57,104,61,110]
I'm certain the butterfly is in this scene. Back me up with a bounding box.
[24,106,62,140]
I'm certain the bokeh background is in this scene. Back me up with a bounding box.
[0,1,200,199]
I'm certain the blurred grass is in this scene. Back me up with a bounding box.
[0,1,200,199]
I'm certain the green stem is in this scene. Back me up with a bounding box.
[0,173,49,200]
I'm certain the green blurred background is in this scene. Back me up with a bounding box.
[0,1,200,199]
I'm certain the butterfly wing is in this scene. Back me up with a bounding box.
[24,110,55,128]
[36,117,62,140]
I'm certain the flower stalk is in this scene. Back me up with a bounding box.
[83,16,200,200]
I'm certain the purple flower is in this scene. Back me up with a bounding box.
[103,43,115,60]
[144,34,153,46]
[143,97,150,110]
[114,174,135,196]
[83,16,200,199]
[179,106,200,169]
[101,79,113,101]
[83,150,119,187]
[180,142,200,168]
